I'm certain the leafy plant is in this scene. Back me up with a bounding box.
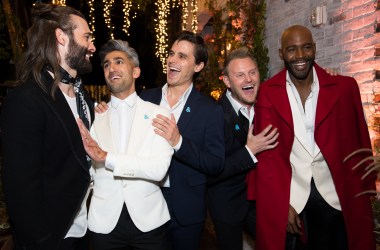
[344,148,380,243]
[199,0,268,99]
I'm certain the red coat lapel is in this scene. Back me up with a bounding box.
[314,64,341,132]
[265,69,293,131]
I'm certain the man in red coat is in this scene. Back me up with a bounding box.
[246,25,376,250]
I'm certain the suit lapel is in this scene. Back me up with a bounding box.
[93,111,116,152]
[43,87,90,173]
[83,89,95,125]
[94,99,152,155]
[148,89,162,105]
[266,65,340,157]
[266,79,293,131]
[287,87,314,156]
[127,98,150,155]
[177,87,201,132]
[316,87,340,129]
[220,94,247,146]
[314,65,340,132]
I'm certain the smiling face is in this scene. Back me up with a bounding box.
[279,25,315,83]
[223,57,260,107]
[166,40,204,88]
[102,50,140,99]
[65,15,95,75]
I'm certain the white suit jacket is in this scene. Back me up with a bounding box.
[88,97,173,233]
[287,86,340,213]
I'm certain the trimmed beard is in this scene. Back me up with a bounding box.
[284,57,314,80]
[66,37,92,75]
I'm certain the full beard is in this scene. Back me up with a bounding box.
[66,38,92,75]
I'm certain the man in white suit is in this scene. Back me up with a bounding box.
[77,39,174,250]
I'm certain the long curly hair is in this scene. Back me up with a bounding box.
[16,3,86,97]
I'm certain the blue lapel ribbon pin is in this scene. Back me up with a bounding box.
[186,107,191,113]
[144,114,149,119]
[235,124,240,131]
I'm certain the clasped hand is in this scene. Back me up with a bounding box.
[152,114,180,147]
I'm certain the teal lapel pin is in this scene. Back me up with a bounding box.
[186,107,191,113]
[235,124,240,131]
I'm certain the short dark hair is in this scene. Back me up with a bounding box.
[99,39,139,67]
[173,31,208,67]
[223,46,257,76]
[172,31,208,80]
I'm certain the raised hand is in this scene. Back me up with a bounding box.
[246,124,279,155]
[77,118,107,164]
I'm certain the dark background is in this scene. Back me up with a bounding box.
[2,0,184,91]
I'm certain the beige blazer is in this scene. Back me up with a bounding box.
[88,97,173,233]
[288,85,340,213]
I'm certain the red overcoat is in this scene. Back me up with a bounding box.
[246,64,376,250]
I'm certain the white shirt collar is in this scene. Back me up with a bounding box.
[226,89,254,122]
[286,66,319,93]
[161,83,193,106]
[110,92,138,109]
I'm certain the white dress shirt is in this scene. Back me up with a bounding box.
[105,93,137,169]
[226,90,257,162]
[62,92,91,238]
[158,83,193,187]
[287,69,319,155]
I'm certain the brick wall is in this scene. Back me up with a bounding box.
[264,0,380,142]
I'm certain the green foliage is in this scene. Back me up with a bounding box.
[199,0,269,98]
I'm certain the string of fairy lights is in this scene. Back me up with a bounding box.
[88,0,96,41]
[190,0,198,32]
[154,0,170,73]
[181,0,189,32]
[122,0,132,36]
[153,0,198,72]
[103,0,115,39]
[50,0,198,72]
[52,0,66,5]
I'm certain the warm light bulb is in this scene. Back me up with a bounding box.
[52,0,66,6]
